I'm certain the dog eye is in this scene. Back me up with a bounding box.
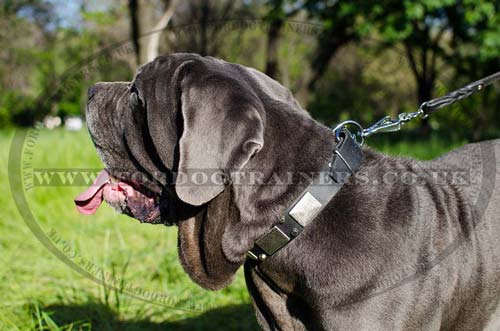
[128,84,144,109]
[130,92,140,108]
[129,83,138,94]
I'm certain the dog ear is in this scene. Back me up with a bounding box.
[175,72,265,206]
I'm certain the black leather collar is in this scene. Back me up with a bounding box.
[247,129,364,261]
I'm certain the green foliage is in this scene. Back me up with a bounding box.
[0,91,37,127]
[308,39,420,128]
[0,0,499,137]
[0,2,136,128]
[482,26,500,60]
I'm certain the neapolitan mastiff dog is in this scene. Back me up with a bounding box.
[75,53,500,330]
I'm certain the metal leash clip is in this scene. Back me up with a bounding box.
[362,106,426,139]
[332,102,430,146]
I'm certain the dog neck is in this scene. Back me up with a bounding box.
[224,104,366,263]
[232,106,392,293]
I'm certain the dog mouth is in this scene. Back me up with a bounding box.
[74,169,162,223]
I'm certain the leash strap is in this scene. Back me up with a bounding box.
[422,70,500,115]
[361,70,500,139]
[247,129,363,261]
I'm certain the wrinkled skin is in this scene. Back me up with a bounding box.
[83,54,500,331]
[84,83,164,223]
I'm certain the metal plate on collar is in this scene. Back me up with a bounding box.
[255,226,290,255]
[289,192,323,226]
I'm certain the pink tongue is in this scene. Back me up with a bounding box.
[74,170,110,215]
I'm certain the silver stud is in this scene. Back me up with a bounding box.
[259,254,267,261]
[279,215,286,223]
[291,228,299,237]
[289,192,322,227]
[478,84,483,91]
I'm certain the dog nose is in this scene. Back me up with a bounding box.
[88,86,97,100]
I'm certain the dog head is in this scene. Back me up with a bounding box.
[77,54,327,289]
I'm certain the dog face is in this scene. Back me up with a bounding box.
[80,54,265,225]
[83,79,179,224]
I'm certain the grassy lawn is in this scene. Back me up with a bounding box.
[0,128,467,331]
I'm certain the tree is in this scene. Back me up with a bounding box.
[263,0,299,79]
[303,1,363,92]
[441,0,500,140]
[373,0,500,133]
[146,0,177,62]
[127,0,178,66]
[172,0,249,56]
[0,0,57,125]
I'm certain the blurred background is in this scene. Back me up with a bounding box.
[1,1,499,330]
[1,0,499,138]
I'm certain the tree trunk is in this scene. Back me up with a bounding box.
[127,0,140,67]
[306,25,352,93]
[473,93,487,141]
[417,79,432,135]
[128,0,178,66]
[265,19,283,79]
[199,0,209,56]
[146,0,177,63]
[305,37,346,109]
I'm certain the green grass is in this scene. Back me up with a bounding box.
[0,127,467,331]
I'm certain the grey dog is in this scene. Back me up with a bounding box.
[78,53,500,330]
